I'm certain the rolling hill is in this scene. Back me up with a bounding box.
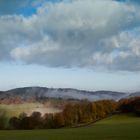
[0,87,128,102]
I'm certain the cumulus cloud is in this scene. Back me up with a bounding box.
[99,28,140,71]
[0,0,140,71]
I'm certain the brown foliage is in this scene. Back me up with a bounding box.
[8,100,117,129]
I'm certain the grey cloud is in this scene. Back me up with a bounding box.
[0,0,140,71]
[99,29,140,71]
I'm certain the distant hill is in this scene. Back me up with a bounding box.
[0,87,128,103]
[0,91,3,94]
[128,92,140,98]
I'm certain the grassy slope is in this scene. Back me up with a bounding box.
[0,103,44,117]
[0,113,140,140]
[0,103,61,119]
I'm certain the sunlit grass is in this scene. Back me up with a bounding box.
[0,103,61,117]
[0,113,140,140]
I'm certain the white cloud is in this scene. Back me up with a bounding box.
[0,0,140,71]
[100,28,140,71]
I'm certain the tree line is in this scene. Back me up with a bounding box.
[9,100,116,129]
[0,97,140,130]
[118,96,140,115]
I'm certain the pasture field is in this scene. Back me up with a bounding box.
[0,103,61,117]
[0,113,139,140]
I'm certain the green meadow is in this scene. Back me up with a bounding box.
[0,103,61,117]
[0,113,139,140]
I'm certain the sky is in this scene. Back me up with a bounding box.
[0,0,140,92]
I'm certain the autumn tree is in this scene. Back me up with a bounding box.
[53,112,65,128]
[43,113,54,128]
